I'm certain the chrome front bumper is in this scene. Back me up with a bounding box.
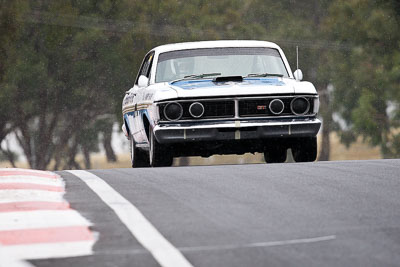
[154,118,321,144]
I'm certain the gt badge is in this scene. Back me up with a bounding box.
[257,105,267,110]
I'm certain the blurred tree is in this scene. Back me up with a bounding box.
[246,0,334,160]
[0,0,27,166]
[326,0,400,157]
[0,0,124,169]
[3,0,397,169]
[1,0,261,169]
[0,1,23,153]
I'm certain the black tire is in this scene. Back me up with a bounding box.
[264,146,287,163]
[291,137,317,162]
[149,127,173,167]
[130,134,149,168]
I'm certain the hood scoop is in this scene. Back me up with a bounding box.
[213,76,243,83]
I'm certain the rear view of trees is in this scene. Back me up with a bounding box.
[0,0,126,169]
[1,0,399,169]
[326,0,400,157]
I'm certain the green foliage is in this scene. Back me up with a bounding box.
[1,0,400,168]
[326,0,400,157]
[0,0,263,169]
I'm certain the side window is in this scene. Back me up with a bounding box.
[135,52,155,85]
[145,53,154,78]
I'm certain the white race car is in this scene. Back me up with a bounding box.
[122,40,321,167]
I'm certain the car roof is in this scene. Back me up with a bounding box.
[152,40,281,54]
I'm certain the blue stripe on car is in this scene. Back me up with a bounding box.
[170,77,285,90]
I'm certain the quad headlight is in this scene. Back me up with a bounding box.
[291,97,310,115]
[189,102,205,118]
[163,102,183,121]
[269,99,285,115]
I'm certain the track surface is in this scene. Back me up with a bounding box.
[32,159,400,267]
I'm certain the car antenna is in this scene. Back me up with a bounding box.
[296,45,299,70]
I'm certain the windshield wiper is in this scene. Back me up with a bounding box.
[246,73,284,78]
[170,73,221,84]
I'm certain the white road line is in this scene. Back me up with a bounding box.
[0,240,95,260]
[0,190,65,203]
[178,235,337,252]
[68,170,194,267]
[78,235,337,256]
[0,210,91,231]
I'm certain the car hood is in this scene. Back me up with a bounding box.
[167,77,316,98]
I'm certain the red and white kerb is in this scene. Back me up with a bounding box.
[0,168,95,263]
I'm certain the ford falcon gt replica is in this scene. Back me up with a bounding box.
[122,40,321,167]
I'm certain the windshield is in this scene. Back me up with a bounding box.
[155,47,289,83]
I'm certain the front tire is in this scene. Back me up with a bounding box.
[149,127,173,167]
[130,134,149,168]
[291,137,317,162]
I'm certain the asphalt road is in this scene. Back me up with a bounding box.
[32,159,400,267]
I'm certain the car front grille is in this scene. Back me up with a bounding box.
[180,100,235,119]
[238,98,294,117]
[159,96,316,121]
[203,100,235,118]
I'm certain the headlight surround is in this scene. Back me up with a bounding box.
[291,97,310,115]
[189,102,205,118]
[163,102,183,121]
[269,99,285,115]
